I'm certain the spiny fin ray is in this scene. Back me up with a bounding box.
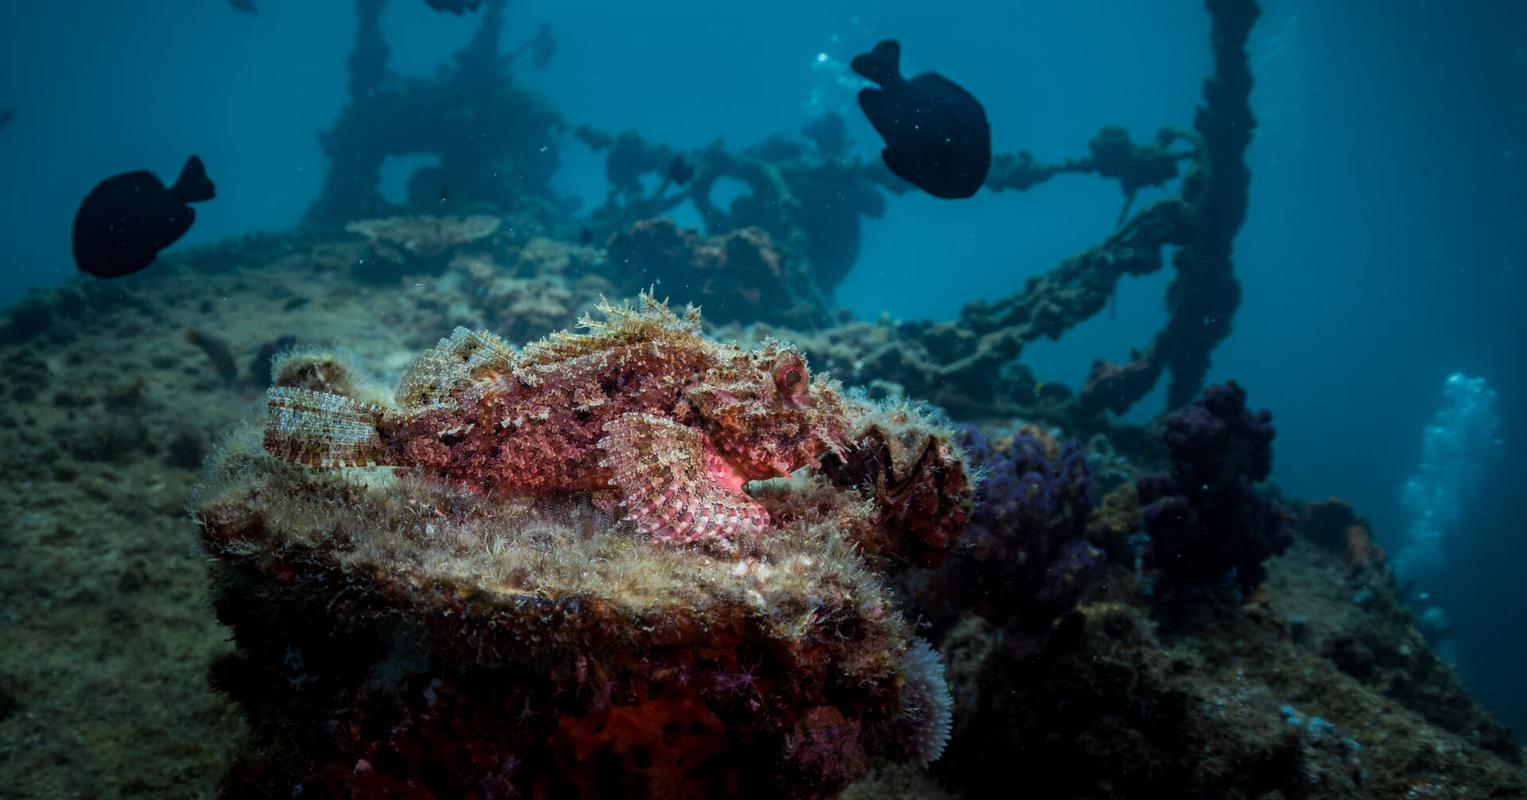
[521,291,702,366]
[598,412,768,544]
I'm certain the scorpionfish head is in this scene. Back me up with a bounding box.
[684,341,850,481]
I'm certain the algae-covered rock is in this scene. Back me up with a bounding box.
[194,406,959,797]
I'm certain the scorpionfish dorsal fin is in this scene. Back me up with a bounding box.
[520,292,703,366]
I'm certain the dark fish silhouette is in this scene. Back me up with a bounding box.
[423,0,482,13]
[668,155,694,186]
[227,0,257,14]
[0,106,15,134]
[851,40,991,199]
[72,156,216,279]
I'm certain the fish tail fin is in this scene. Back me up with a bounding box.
[171,155,215,203]
[851,39,902,85]
[264,387,395,467]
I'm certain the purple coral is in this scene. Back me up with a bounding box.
[940,425,1103,627]
[1137,381,1292,599]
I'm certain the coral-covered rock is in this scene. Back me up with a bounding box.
[1137,381,1293,601]
[195,424,944,797]
[817,399,973,570]
[1296,497,1386,570]
[603,218,815,327]
[448,238,605,343]
[346,214,502,257]
[345,214,503,283]
[550,683,734,797]
[195,300,962,796]
[913,425,1102,630]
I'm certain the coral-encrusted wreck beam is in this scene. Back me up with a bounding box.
[951,197,1193,377]
[586,0,1258,426]
[575,123,1187,309]
[847,0,1259,423]
[1083,0,1259,411]
[1161,0,1258,407]
[309,0,564,225]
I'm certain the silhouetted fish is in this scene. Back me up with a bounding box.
[0,106,15,134]
[227,0,257,14]
[72,156,216,279]
[669,155,694,186]
[851,40,991,199]
[424,0,482,13]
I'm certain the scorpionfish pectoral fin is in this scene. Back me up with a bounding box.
[598,413,769,545]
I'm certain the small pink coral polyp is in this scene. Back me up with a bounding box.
[263,293,849,546]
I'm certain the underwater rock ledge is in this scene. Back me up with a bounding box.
[192,417,956,798]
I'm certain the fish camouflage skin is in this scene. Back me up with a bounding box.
[264,294,850,546]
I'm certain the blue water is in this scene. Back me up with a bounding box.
[1,0,1522,731]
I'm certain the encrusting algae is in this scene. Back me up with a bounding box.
[193,294,974,798]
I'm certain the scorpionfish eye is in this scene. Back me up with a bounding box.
[774,357,810,404]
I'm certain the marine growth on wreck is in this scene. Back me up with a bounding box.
[196,296,969,797]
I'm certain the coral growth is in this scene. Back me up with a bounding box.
[269,345,391,407]
[603,218,814,327]
[309,0,566,225]
[574,128,878,307]
[447,237,604,344]
[690,0,1260,430]
[345,215,501,259]
[1136,381,1293,601]
[550,683,734,797]
[1087,125,1190,200]
[195,402,964,795]
[1296,497,1386,571]
[345,214,502,283]
[817,399,973,571]
[910,425,1102,631]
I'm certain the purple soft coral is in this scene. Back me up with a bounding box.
[1137,381,1292,600]
[936,425,1103,628]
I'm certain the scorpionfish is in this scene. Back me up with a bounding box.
[263,294,850,545]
